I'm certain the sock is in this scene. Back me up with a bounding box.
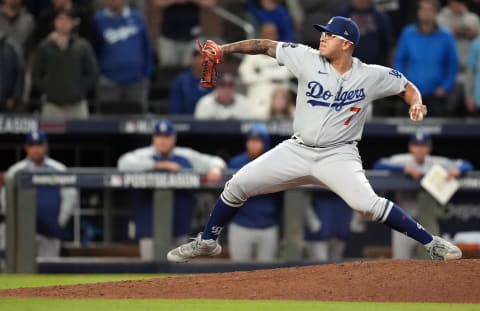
[202,197,240,240]
[384,203,433,245]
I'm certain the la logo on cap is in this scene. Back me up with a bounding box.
[32,132,39,140]
[327,18,333,24]
[159,122,168,132]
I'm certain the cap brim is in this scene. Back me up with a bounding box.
[313,24,328,33]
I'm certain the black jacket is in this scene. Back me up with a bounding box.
[0,35,23,109]
[32,34,98,105]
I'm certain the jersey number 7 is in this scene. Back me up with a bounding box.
[344,107,361,126]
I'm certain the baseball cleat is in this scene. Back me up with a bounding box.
[167,233,222,263]
[426,236,462,260]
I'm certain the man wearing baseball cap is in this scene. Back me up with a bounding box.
[168,8,464,264]
[313,16,361,45]
[227,123,281,262]
[117,119,226,260]
[374,132,473,258]
[2,130,79,258]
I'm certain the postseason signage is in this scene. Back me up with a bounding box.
[107,172,200,189]
[0,116,38,133]
[18,171,201,189]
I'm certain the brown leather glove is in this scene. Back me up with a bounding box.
[197,40,223,88]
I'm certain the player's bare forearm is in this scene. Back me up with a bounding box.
[399,81,427,116]
[221,39,278,58]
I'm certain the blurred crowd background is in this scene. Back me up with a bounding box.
[2,0,480,118]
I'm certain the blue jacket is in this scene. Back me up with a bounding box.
[304,192,352,241]
[94,7,153,83]
[5,157,76,240]
[133,154,194,238]
[169,70,212,114]
[228,124,277,228]
[245,0,295,42]
[394,24,458,96]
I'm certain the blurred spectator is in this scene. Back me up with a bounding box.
[465,34,480,115]
[304,192,353,262]
[0,31,23,113]
[238,23,293,119]
[437,0,479,116]
[117,119,225,260]
[32,9,98,118]
[34,0,95,47]
[94,0,153,114]
[299,0,350,47]
[394,0,458,117]
[169,47,212,115]
[437,0,479,80]
[227,123,280,262]
[194,73,250,119]
[374,0,418,41]
[284,0,304,35]
[337,0,394,66]
[0,0,35,61]
[269,87,294,119]
[245,0,295,42]
[1,130,79,258]
[374,132,473,259]
[154,0,216,67]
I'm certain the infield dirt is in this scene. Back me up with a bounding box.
[1,259,479,303]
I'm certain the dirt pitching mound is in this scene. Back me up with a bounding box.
[1,259,479,302]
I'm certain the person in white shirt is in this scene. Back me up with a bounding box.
[194,73,250,119]
[239,23,293,119]
[374,132,473,259]
[117,119,226,259]
[437,0,480,80]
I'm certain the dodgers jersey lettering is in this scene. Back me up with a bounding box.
[276,42,408,147]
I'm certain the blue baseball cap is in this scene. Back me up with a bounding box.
[25,130,47,145]
[314,16,360,45]
[409,132,432,145]
[154,119,175,136]
[246,123,271,150]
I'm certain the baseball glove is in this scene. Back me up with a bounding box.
[197,40,223,88]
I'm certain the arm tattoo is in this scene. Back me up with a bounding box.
[221,39,277,58]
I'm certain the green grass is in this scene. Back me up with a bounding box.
[0,275,478,311]
[0,274,160,290]
[0,299,478,311]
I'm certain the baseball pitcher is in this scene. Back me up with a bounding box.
[167,16,462,262]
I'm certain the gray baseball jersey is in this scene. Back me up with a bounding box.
[220,42,412,223]
[276,43,408,147]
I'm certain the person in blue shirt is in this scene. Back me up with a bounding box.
[394,0,458,117]
[374,132,473,259]
[304,192,353,262]
[168,48,213,115]
[245,0,295,42]
[2,130,78,258]
[93,0,153,113]
[227,123,280,262]
[117,119,226,260]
